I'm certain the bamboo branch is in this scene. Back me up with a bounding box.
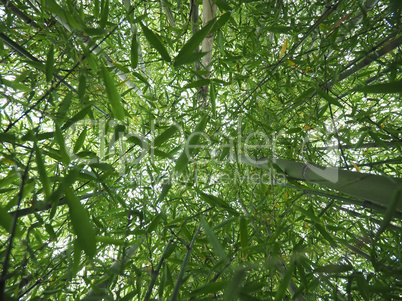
[0,0,40,28]
[0,33,108,116]
[170,225,200,301]
[81,243,141,301]
[144,239,174,301]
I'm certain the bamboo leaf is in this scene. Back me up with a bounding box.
[100,63,125,120]
[73,128,87,153]
[45,44,54,82]
[0,206,13,234]
[64,186,97,258]
[201,217,228,261]
[210,12,231,34]
[315,223,337,247]
[190,281,227,297]
[175,115,208,172]
[294,87,315,106]
[131,31,139,69]
[195,188,231,209]
[157,183,171,203]
[368,131,389,149]
[176,21,214,58]
[100,0,109,28]
[154,125,179,147]
[275,258,295,301]
[375,188,401,240]
[240,217,248,251]
[140,22,171,62]
[55,123,70,165]
[34,143,50,198]
[147,213,163,233]
[58,91,73,116]
[96,236,125,245]
[173,52,208,67]
[182,79,210,89]
[280,40,288,57]
[214,0,231,11]
[77,72,86,101]
[314,264,353,273]
[223,268,246,301]
[353,80,402,94]
[210,82,216,117]
[317,90,343,108]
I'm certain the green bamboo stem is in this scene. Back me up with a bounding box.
[238,155,402,211]
[144,239,174,301]
[170,225,200,301]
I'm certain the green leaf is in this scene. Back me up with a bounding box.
[147,213,163,233]
[201,217,228,261]
[100,63,125,120]
[314,264,353,273]
[176,21,215,58]
[0,133,17,143]
[64,186,97,258]
[240,217,248,251]
[368,131,389,149]
[78,72,86,100]
[317,90,342,108]
[275,258,295,301]
[73,128,87,153]
[55,123,70,165]
[175,115,208,172]
[173,51,208,67]
[196,189,229,208]
[154,125,179,147]
[376,188,401,240]
[210,12,231,34]
[0,206,13,234]
[210,82,216,116]
[182,79,210,89]
[315,223,337,247]
[190,281,227,297]
[96,236,125,245]
[214,0,231,11]
[58,91,73,116]
[157,183,171,203]
[294,87,315,106]
[83,27,107,36]
[353,80,402,94]
[35,143,50,198]
[100,0,109,28]
[140,22,171,62]
[132,71,150,86]
[295,205,321,224]
[61,104,91,130]
[131,31,139,69]
[45,44,54,82]
[223,268,246,301]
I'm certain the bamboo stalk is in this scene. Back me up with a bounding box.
[238,155,402,211]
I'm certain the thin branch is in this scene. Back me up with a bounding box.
[144,239,174,301]
[170,224,200,301]
[0,148,35,300]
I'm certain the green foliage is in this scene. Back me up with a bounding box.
[0,0,401,300]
